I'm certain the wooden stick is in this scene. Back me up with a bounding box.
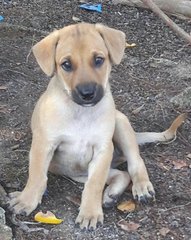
[113,0,191,19]
[141,0,191,44]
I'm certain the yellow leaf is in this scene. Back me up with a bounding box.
[34,211,63,224]
[117,200,136,212]
[126,42,136,48]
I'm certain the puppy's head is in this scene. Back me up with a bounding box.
[32,23,126,107]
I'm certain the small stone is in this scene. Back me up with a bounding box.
[0,224,13,240]
[170,220,179,228]
[0,184,8,205]
[72,16,81,22]
[0,207,6,224]
[170,87,191,108]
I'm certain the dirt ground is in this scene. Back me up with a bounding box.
[0,1,191,239]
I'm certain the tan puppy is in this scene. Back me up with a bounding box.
[9,23,185,230]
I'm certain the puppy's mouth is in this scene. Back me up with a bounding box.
[72,83,104,107]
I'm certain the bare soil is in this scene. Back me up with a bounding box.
[0,1,191,239]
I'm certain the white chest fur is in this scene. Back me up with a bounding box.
[46,89,116,179]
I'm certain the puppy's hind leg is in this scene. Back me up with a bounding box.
[103,168,131,208]
[114,110,155,203]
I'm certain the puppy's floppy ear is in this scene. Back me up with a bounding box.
[95,24,126,65]
[32,31,59,76]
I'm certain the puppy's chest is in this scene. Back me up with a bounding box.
[53,101,114,176]
[57,117,98,168]
[58,128,94,160]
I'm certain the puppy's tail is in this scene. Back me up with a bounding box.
[136,113,187,145]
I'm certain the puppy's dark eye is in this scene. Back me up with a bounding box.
[61,60,73,72]
[94,56,104,68]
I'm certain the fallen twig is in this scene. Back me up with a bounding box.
[0,69,27,77]
[0,22,49,35]
[141,0,191,44]
[10,214,49,234]
[160,201,191,212]
[113,0,191,20]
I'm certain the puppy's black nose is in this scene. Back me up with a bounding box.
[72,82,104,106]
[76,83,96,101]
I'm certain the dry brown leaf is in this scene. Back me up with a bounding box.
[117,200,136,212]
[117,220,140,232]
[0,105,8,113]
[159,227,170,236]
[0,86,7,90]
[173,160,188,169]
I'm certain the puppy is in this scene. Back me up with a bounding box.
[9,23,185,230]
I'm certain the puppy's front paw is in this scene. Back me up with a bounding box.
[132,180,155,204]
[75,206,103,230]
[8,190,40,215]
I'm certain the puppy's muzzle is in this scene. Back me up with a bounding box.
[72,82,104,107]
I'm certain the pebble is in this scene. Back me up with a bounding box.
[0,207,5,224]
[170,87,191,108]
[0,207,13,240]
[170,220,179,228]
[0,224,13,240]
